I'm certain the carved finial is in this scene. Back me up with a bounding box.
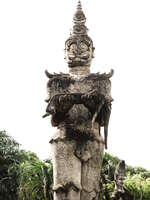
[73,0,87,35]
[77,1,82,11]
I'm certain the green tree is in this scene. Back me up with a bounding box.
[2,130,150,200]
[18,159,53,200]
[0,130,53,200]
[101,152,150,200]
[125,172,150,200]
[100,152,120,199]
[0,130,22,200]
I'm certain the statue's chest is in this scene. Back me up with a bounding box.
[68,79,92,93]
[67,79,93,123]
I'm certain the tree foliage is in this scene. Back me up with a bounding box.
[18,160,53,200]
[0,131,53,200]
[101,152,150,200]
[100,152,120,199]
[0,130,22,200]
[1,130,150,200]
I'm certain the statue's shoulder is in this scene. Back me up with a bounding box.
[85,69,114,82]
[82,69,114,96]
[45,70,74,89]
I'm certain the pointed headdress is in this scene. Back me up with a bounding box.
[65,1,94,51]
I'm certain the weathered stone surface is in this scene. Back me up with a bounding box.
[44,1,113,200]
[51,132,81,192]
[111,160,126,200]
[50,126,104,200]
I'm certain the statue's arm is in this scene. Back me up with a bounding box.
[43,92,84,126]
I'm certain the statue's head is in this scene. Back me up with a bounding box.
[65,35,94,68]
[65,1,95,69]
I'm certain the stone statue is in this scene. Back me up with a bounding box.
[111,160,126,200]
[44,1,113,199]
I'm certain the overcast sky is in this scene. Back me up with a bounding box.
[0,0,150,169]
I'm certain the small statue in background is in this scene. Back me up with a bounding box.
[112,160,126,200]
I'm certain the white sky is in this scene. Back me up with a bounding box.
[0,0,150,170]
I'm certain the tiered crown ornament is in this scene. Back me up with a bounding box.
[65,1,95,68]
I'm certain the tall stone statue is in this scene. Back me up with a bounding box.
[44,1,113,199]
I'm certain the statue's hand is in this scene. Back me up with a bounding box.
[58,94,74,104]
[46,94,75,115]
[82,91,100,106]
[46,104,56,115]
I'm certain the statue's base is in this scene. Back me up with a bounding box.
[50,127,104,200]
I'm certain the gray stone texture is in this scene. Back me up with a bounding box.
[44,1,113,199]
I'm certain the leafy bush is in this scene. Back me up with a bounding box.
[0,131,53,200]
[0,130,21,200]
[18,160,53,200]
[101,152,150,200]
[1,131,150,200]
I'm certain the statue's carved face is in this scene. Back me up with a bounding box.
[65,37,94,68]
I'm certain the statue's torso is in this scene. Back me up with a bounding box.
[46,71,112,131]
